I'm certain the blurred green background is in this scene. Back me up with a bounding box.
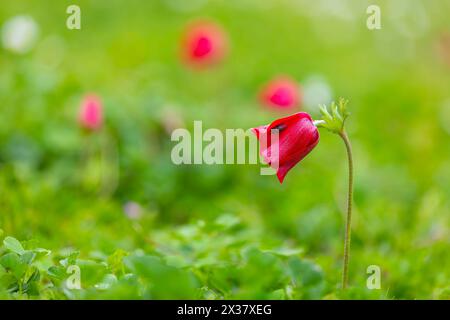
[0,0,449,299]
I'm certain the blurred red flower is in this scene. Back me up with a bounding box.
[180,20,228,68]
[252,112,319,183]
[259,76,301,110]
[79,94,103,131]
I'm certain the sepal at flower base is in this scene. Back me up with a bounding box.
[317,98,349,134]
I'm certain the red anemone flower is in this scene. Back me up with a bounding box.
[252,112,319,183]
[259,76,301,110]
[180,20,228,68]
[78,94,103,131]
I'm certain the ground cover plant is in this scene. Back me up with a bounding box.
[0,0,449,299]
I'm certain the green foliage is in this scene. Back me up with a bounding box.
[3,237,26,255]
[0,237,47,297]
[0,223,332,299]
[0,0,449,299]
[318,98,349,134]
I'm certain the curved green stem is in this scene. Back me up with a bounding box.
[339,130,353,289]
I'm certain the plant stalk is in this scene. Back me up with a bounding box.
[339,129,353,289]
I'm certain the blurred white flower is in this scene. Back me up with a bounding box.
[123,201,142,220]
[2,15,39,54]
[302,75,333,112]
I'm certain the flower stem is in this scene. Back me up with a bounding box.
[339,129,353,290]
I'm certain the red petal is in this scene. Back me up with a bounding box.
[252,112,319,183]
[251,125,268,139]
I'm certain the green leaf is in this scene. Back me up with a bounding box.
[288,258,324,287]
[317,98,349,134]
[20,251,36,265]
[47,266,66,281]
[125,255,199,299]
[0,253,27,279]
[0,273,18,293]
[107,249,128,275]
[60,251,80,268]
[3,237,26,255]
[94,274,117,290]
[215,214,241,229]
[25,267,40,284]
[33,248,51,259]
[262,247,304,257]
[269,288,286,299]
